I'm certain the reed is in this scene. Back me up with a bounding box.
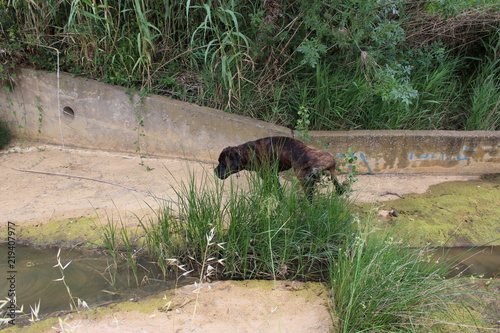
[329,224,469,332]
[135,168,352,281]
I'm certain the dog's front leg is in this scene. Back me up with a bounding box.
[299,168,319,203]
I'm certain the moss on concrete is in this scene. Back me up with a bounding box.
[233,280,329,302]
[0,216,146,248]
[1,317,59,333]
[0,217,102,247]
[360,175,500,246]
[0,291,172,332]
[429,279,500,332]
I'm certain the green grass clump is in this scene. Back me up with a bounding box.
[329,225,464,332]
[139,170,353,281]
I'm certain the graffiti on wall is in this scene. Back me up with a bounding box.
[337,152,373,174]
[408,146,470,162]
[338,146,471,174]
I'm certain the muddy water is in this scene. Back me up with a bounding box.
[1,244,498,320]
[0,245,183,317]
[436,246,500,278]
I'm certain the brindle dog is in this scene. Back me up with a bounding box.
[214,136,344,201]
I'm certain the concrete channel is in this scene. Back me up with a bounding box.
[0,68,499,175]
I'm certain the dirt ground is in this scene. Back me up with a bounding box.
[1,142,478,226]
[0,142,480,333]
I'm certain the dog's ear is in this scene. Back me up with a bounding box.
[229,149,242,168]
[219,146,232,162]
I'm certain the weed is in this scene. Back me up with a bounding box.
[0,298,41,327]
[336,148,359,196]
[3,0,499,130]
[28,300,40,323]
[329,224,467,332]
[35,96,43,134]
[191,227,227,318]
[0,117,12,149]
[53,248,89,312]
[295,105,311,141]
[127,89,152,170]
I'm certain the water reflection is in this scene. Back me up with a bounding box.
[434,246,499,278]
[0,244,181,317]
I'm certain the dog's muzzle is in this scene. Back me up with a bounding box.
[214,165,230,179]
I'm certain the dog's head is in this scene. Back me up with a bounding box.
[214,146,244,179]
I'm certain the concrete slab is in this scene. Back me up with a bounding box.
[1,68,498,174]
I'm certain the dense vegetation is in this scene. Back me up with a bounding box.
[1,0,499,130]
[100,171,490,331]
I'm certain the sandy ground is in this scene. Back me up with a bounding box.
[51,281,332,333]
[1,142,478,226]
[0,142,480,332]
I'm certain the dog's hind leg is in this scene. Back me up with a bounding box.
[327,165,345,195]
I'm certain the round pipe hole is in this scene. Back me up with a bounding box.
[63,106,75,119]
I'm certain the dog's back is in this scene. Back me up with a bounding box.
[242,136,308,172]
[249,137,334,170]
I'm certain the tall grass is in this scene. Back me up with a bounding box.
[139,170,353,281]
[293,47,467,131]
[464,35,500,131]
[224,176,352,280]
[101,213,142,287]
[189,1,253,110]
[329,225,465,331]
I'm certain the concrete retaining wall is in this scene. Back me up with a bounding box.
[1,68,499,174]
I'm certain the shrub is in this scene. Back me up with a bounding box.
[3,0,499,130]
[329,225,464,332]
[0,117,12,149]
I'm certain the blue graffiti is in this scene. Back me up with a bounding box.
[358,152,372,174]
[409,146,469,162]
[336,152,373,174]
[337,146,470,175]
